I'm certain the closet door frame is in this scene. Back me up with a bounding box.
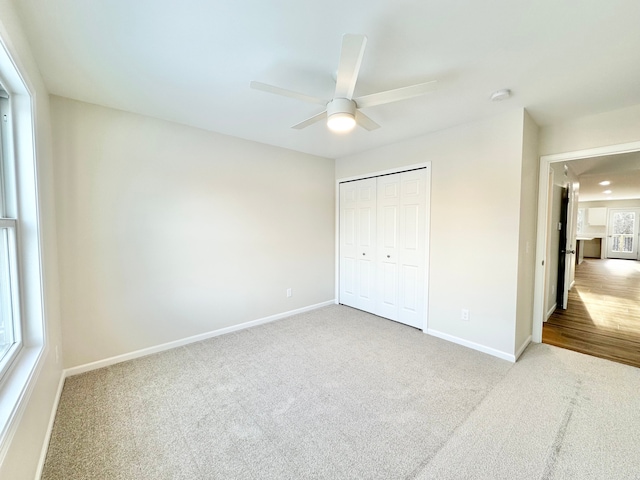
[335,162,431,331]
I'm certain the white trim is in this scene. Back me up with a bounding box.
[541,141,640,163]
[335,162,431,332]
[515,335,532,361]
[0,218,16,228]
[0,346,45,467]
[336,162,431,184]
[34,370,65,480]
[334,180,340,304]
[532,141,640,344]
[426,328,516,363]
[546,303,557,320]
[65,300,335,377]
[423,167,431,332]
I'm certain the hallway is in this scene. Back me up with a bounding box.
[543,258,640,368]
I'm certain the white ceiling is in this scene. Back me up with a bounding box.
[568,152,640,202]
[12,0,640,159]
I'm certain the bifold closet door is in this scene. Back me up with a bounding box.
[376,170,427,327]
[340,169,427,328]
[376,174,401,321]
[397,169,427,327]
[339,177,377,314]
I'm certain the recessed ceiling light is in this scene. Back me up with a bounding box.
[603,190,612,194]
[490,89,511,102]
[599,180,611,186]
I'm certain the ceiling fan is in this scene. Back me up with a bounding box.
[250,34,437,133]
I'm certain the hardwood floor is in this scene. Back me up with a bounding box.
[543,258,640,368]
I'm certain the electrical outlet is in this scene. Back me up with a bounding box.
[461,309,470,321]
[286,288,292,298]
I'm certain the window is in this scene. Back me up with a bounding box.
[577,208,584,234]
[0,34,46,463]
[0,88,21,379]
[610,211,636,254]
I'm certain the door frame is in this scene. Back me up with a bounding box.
[335,162,432,331]
[532,141,640,342]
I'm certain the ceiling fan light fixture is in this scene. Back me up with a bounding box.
[327,112,356,132]
[326,98,357,133]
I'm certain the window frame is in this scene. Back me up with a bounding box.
[0,92,23,379]
[0,30,48,467]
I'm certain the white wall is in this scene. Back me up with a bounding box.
[336,109,528,358]
[0,1,63,479]
[51,97,335,368]
[580,199,640,209]
[540,103,640,155]
[514,111,539,352]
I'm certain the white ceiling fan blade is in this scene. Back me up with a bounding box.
[291,110,327,129]
[250,81,327,106]
[354,80,437,108]
[334,34,367,100]
[355,110,380,131]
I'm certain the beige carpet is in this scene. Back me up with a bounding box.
[42,305,640,479]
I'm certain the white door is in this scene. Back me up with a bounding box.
[397,170,427,328]
[606,208,640,260]
[339,178,377,313]
[376,174,401,321]
[340,168,428,329]
[560,182,577,309]
[374,169,427,328]
[339,168,429,328]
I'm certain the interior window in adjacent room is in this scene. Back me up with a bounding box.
[577,208,584,234]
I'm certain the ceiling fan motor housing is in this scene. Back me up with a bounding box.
[327,98,356,117]
[326,98,357,132]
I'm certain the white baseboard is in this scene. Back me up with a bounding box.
[545,302,557,321]
[515,335,532,360]
[426,329,516,362]
[65,300,335,377]
[34,371,65,480]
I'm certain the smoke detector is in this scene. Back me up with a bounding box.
[490,89,511,102]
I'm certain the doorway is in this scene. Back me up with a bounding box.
[533,141,640,364]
